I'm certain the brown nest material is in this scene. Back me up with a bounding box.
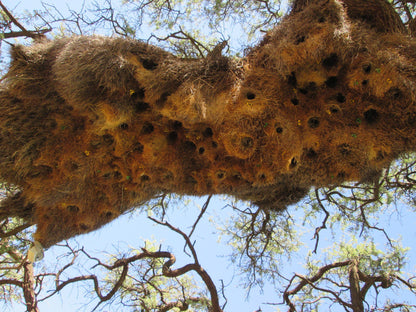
[1,0,416,247]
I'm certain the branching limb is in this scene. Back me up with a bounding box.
[283,256,416,312]
[0,222,32,239]
[313,188,330,253]
[283,260,352,311]
[0,263,39,312]
[149,216,222,312]
[148,27,209,57]
[0,1,50,39]
[188,195,212,239]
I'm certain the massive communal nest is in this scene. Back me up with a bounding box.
[1,0,416,248]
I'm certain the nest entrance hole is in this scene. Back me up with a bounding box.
[363,64,372,73]
[308,117,320,128]
[246,92,256,100]
[141,122,154,134]
[141,174,150,181]
[289,157,298,169]
[141,59,158,70]
[167,131,178,144]
[336,93,346,103]
[325,76,338,88]
[364,109,379,124]
[203,127,213,138]
[241,137,254,148]
[322,53,339,70]
[216,170,226,179]
[134,101,150,113]
[134,142,144,153]
[183,141,197,152]
[67,205,80,213]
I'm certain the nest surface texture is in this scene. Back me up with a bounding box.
[1,0,416,247]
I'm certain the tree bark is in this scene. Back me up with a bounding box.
[349,259,364,312]
[23,261,39,312]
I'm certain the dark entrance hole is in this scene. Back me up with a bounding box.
[308,117,320,128]
[364,109,379,124]
[241,137,254,148]
[325,76,338,88]
[142,59,158,70]
[246,92,256,100]
[141,122,154,134]
[322,53,339,70]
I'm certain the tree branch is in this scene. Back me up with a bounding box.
[22,261,39,312]
[0,1,50,39]
[0,278,23,288]
[349,259,364,312]
[149,216,222,312]
[283,260,352,311]
[313,188,330,253]
[0,222,32,239]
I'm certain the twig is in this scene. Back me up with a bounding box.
[149,216,222,312]
[188,194,212,238]
[283,260,352,311]
[312,188,330,253]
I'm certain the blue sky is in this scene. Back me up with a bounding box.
[2,0,416,311]
[15,195,415,312]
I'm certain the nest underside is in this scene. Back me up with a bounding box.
[1,0,416,247]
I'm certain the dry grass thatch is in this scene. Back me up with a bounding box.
[1,0,416,247]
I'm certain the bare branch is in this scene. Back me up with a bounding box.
[313,188,330,253]
[149,216,222,312]
[0,222,32,239]
[188,194,212,239]
[283,260,352,311]
[0,1,50,39]
[0,278,23,287]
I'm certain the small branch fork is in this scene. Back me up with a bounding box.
[1,197,219,311]
[282,258,416,312]
[38,197,219,311]
[149,213,222,312]
[0,1,51,39]
[148,26,209,57]
[312,177,392,252]
[312,189,329,253]
[35,231,222,311]
[0,240,39,312]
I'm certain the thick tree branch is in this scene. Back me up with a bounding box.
[1,30,49,39]
[0,278,23,287]
[349,259,364,312]
[22,261,39,312]
[0,222,32,239]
